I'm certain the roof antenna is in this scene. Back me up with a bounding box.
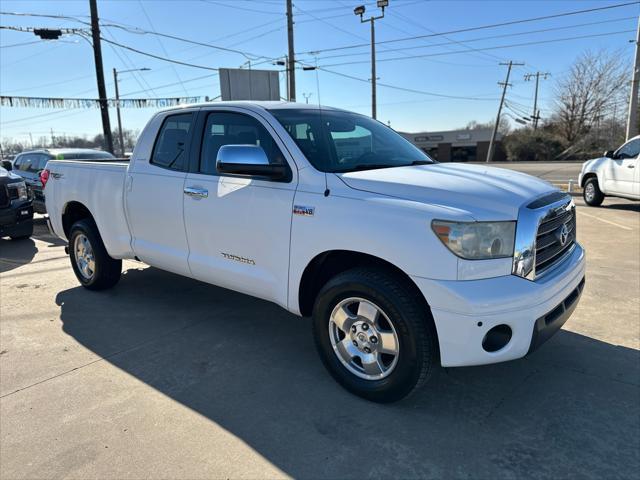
[311,54,330,197]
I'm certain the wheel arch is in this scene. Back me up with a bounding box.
[297,249,432,318]
[580,172,598,188]
[61,201,95,239]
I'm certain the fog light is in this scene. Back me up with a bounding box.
[482,324,512,352]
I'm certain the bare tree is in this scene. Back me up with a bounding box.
[552,49,628,144]
[463,117,511,136]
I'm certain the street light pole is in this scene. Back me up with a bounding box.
[354,1,388,120]
[113,67,150,157]
[113,68,124,157]
[273,56,290,101]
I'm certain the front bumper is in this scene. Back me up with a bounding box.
[0,202,34,238]
[412,243,586,367]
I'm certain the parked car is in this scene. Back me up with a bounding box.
[579,135,640,206]
[43,102,585,402]
[0,165,33,240]
[12,148,116,213]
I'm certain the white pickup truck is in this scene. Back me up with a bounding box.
[579,135,640,206]
[44,102,586,402]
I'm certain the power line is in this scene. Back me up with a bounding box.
[0,11,274,61]
[296,1,640,55]
[310,65,499,101]
[95,34,219,71]
[315,30,636,68]
[137,0,188,96]
[0,39,43,48]
[385,8,505,66]
[199,0,283,16]
[0,74,96,95]
[120,73,218,97]
[307,16,637,63]
[102,27,158,97]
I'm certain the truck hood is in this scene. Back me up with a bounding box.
[337,163,557,220]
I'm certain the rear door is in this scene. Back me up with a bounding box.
[182,108,297,306]
[125,111,195,276]
[604,138,639,196]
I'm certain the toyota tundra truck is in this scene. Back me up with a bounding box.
[43,102,586,402]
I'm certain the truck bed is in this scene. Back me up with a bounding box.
[45,159,134,259]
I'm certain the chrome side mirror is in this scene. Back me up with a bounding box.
[216,145,287,180]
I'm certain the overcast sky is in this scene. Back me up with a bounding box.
[0,0,638,146]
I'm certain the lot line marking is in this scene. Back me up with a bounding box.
[577,210,634,231]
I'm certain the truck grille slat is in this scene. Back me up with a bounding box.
[534,201,576,276]
[0,185,9,208]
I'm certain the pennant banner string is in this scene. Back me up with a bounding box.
[0,95,202,108]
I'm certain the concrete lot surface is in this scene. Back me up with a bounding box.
[1,197,639,479]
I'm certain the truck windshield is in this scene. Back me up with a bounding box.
[268,108,433,173]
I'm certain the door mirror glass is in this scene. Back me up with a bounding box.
[216,145,286,179]
[1,160,12,171]
[604,150,615,159]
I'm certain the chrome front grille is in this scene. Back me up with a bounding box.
[535,205,576,275]
[512,193,576,280]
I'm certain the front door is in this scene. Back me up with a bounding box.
[604,138,639,196]
[183,109,296,307]
[126,111,195,276]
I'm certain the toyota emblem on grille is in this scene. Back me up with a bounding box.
[558,223,570,246]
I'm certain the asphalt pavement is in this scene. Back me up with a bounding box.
[471,161,584,185]
[0,196,638,479]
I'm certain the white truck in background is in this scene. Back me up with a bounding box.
[579,135,640,206]
[43,102,586,402]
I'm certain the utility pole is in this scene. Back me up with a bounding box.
[626,16,639,140]
[50,128,55,147]
[89,0,114,154]
[524,71,549,130]
[487,61,524,162]
[286,0,296,102]
[354,1,388,120]
[303,92,313,104]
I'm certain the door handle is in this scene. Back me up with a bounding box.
[184,186,208,198]
[627,164,635,168]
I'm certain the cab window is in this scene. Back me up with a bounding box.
[199,111,287,176]
[151,113,194,171]
[616,139,640,159]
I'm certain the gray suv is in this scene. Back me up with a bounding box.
[12,149,115,213]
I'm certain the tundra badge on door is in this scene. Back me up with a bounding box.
[293,205,315,216]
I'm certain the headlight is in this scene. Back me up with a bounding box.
[15,181,28,201]
[432,220,516,260]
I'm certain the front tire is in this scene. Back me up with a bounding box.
[583,177,604,206]
[69,219,121,290]
[312,267,438,403]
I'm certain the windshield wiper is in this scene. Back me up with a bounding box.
[336,164,400,173]
[336,160,433,173]
[410,160,432,165]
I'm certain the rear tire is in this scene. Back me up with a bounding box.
[69,218,121,290]
[312,267,438,403]
[583,177,604,206]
